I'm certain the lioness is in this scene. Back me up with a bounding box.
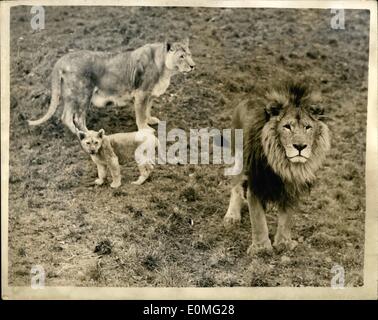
[77,128,159,187]
[28,39,195,133]
[224,80,330,255]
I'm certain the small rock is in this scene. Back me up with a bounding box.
[209,257,218,267]
[306,49,319,59]
[281,255,291,264]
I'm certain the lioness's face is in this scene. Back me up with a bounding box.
[277,108,317,163]
[78,129,105,155]
[165,39,195,73]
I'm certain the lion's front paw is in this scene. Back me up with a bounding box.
[223,212,241,230]
[110,181,121,188]
[95,178,104,185]
[247,239,273,256]
[273,239,298,253]
[147,116,160,125]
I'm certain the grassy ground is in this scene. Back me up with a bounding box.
[8,7,369,287]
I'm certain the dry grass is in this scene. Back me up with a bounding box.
[8,7,368,287]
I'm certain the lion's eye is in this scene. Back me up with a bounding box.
[305,125,312,130]
[86,142,90,145]
[283,124,291,130]
[180,54,185,59]
[94,141,98,145]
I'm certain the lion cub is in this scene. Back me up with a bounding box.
[77,128,159,187]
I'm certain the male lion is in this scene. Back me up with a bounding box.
[77,128,159,187]
[224,80,330,255]
[28,39,195,133]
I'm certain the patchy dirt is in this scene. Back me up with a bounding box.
[8,7,369,287]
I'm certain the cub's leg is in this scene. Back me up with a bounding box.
[146,99,160,125]
[132,163,153,185]
[95,164,107,185]
[108,156,121,188]
[246,189,272,255]
[223,176,247,229]
[273,206,298,252]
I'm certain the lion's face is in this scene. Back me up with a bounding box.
[78,129,105,155]
[277,108,316,163]
[165,38,195,73]
[260,81,330,185]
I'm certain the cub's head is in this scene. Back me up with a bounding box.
[77,129,105,155]
[261,80,330,183]
[165,38,195,73]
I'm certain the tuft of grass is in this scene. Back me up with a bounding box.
[196,274,216,287]
[142,254,160,271]
[180,186,199,202]
[94,240,112,255]
[112,190,128,197]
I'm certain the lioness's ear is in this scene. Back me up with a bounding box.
[98,129,105,138]
[183,37,189,47]
[78,130,86,140]
[265,104,283,118]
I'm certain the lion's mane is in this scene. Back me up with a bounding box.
[241,80,330,206]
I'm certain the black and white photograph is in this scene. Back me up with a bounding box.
[1,0,377,300]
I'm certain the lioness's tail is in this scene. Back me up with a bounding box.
[28,67,62,126]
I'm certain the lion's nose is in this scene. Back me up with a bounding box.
[293,144,307,151]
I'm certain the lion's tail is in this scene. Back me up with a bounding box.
[28,67,62,126]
